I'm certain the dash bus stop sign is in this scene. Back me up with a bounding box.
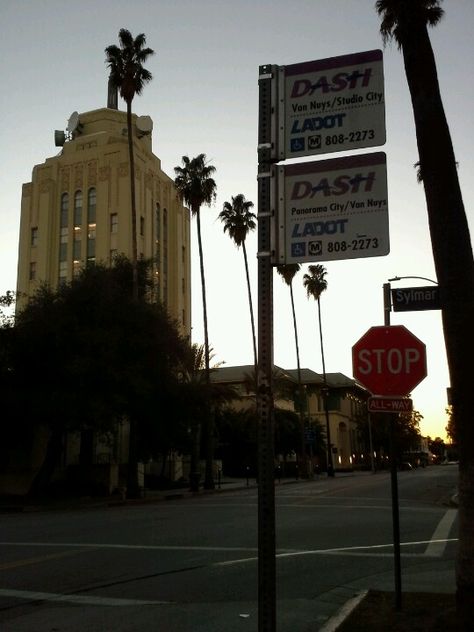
[279,49,385,159]
[352,325,427,396]
[274,152,389,264]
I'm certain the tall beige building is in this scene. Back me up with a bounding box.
[17,107,191,336]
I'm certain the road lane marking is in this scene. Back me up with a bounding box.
[215,538,458,567]
[0,548,92,571]
[0,542,265,553]
[424,508,457,557]
[0,588,170,606]
[1,535,458,572]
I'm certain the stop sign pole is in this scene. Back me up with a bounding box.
[352,305,427,611]
[383,281,402,610]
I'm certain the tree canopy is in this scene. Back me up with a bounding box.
[1,259,191,493]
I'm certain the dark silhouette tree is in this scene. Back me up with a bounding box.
[174,154,217,489]
[219,194,258,370]
[105,30,155,498]
[303,264,334,476]
[3,260,188,497]
[376,1,474,621]
[105,29,154,300]
[276,264,309,476]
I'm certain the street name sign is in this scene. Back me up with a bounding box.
[274,152,389,264]
[391,286,441,312]
[368,396,413,414]
[278,49,385,160]
[352,325,427,396]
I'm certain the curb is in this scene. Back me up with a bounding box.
[318,590,368,632]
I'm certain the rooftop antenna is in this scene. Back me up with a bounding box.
[54,130,66,147]
[136,115,153,137]
[67,111,83,138]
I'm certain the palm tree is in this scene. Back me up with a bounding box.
[303,264,334,476]
[105,29,154,301]
[276,264,308,476]
[105,31,154,500]
[219,194,258,369]
[376,1,474,621]
[174,154,217,489]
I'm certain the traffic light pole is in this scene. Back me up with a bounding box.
[383,282,402,610]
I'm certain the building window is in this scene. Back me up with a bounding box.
[87,224,96,258]
[163,209,168,275]
[110,213,118,233]
[74,190,83,227]
[87,188,96,224]
[59,226,68,262]
[73,237,81,260]
[60,193,69,228]
[155,203,161,241]
[87,189,96,261]
[58,260,68,284]
[29,261,37,280]
[140,216,145,236]
[31,227,38,247]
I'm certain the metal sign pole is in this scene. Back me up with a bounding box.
[257,63,277,632]
[383,282,402,610]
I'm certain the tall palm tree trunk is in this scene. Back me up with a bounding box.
[290,283,307,478]
[126,101,139,301]
[242,241,258,370]
[125,100,140,499]
[195,208,214,490]
[318,298,334,476]
[401,23,474,619]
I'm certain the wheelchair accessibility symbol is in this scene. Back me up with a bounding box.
[308,241,322,256]
[290,137,305,153]
[291,242,306,257]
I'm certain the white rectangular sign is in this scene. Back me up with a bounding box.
[279,50,385,159]
[275,152,389,264]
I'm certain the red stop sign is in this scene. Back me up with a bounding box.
[352,325,427,396]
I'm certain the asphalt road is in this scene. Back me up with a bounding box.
[0,465,459,631]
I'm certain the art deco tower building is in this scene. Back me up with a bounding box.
[17,107,191,336]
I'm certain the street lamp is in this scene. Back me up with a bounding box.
[388,275,438,285]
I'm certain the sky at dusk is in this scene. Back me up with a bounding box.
[1,0,473,441]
